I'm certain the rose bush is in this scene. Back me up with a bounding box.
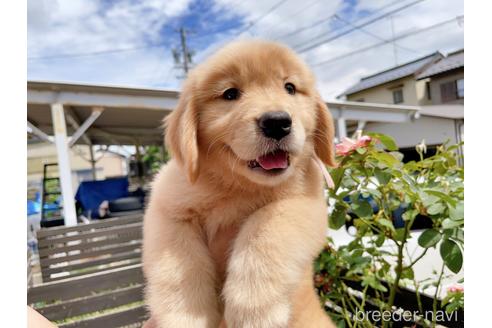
[316,132,464,328]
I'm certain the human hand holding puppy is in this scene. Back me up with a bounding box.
[143,40,337,328]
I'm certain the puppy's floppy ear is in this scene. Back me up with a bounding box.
[164,81,200,183]
[314,94,337,167]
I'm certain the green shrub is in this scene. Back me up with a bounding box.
[316,132,464,328]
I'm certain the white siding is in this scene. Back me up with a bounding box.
[365,116,458,148]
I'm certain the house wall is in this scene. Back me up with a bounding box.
[428,69,464,105]
[27,143,127,191]
[346,76,432,106]
[98,154,127,178]
[364,116,458,148]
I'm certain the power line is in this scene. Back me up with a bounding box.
[232,0,289,39]
[193,0,291,62]
[28,43,167,61]
[264,0,327,40]
[309,15,463,68]
[295,0,427,53]
[273,14,336,41]
[332,14,420,55]
[290,0,407,50]
[275,0,405,42]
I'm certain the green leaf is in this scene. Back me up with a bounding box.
[418,229,442,248]
[366,188,382,199]
[442,218,463,230]
[424,189,458,207]
[374,168,392,185]
[329,205,347,230]
[449,201,464,221]
[427,203,446,215]
[401,267,415,280]
[367,132,398,151]
[378,218,395,231]
[440,239,463,274]
[361,274,388,292]
[375,234,385,247]
[390,151,404,162]
[351,200,373,218]
[394,228,407,242]
[371,152,399,167]
[420,191,440,208]
[402,209,418,222]
[329,167,346,190]
[356,147,367,154]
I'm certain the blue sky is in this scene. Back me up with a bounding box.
[27,0,464,99]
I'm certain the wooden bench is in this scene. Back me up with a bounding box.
[27,215,149,328]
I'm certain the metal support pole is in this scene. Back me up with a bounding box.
[89,145,96,180]
[356,120,367,132]
[50,103,77,226]
[27,121,54,143]
[337,117,347,140]
[135,144,143,186]
[68,107,103,147]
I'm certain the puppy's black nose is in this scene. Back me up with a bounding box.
[258,111,292,140]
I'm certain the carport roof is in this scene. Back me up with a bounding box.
[27,81,420,146]
[28,81,180,145]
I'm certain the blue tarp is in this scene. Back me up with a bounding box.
[27,192,41,216]
[75,177,129,218]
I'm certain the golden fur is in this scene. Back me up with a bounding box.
[143,40,337,328]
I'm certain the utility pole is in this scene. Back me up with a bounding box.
[172,27,194,79]
[180,27,190,75]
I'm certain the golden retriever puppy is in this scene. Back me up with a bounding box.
[143,40,336,328]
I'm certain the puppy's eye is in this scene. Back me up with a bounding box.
[223,88,240,101]
[285,83,296,95]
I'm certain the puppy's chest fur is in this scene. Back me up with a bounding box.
[191,191,272,284]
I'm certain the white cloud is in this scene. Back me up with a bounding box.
[28,0,464,99]
[197,0,463,99]
[28,0,194,88]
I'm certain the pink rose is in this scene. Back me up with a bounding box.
[335,135,372,156]
[357,135,372,147]
[447,285,464,293]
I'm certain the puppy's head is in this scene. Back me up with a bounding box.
[165,40,336,186]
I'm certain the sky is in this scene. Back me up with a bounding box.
[27,0,464,100]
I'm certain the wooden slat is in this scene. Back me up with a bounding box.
[59,305,148,328]
[39,285,144,321]
[36,215,143,239]
[40,241,142,268]
[43,251,141,276]
[27,249,33,288]
[38,223,142,248]
[27,270,33,289]
[44,260,142,282]
[39,231,142,257]
[28,264,143,303]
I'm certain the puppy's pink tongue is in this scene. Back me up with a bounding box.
[257,151,288,170]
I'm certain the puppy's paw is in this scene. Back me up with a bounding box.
[224,302,290,328]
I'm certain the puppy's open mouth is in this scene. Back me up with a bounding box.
[247,150,290,174]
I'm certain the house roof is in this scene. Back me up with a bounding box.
[339,52,443,97]
[416,49,464,79]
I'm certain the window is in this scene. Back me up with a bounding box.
[426,81,431,100]
[456,78,464,98]
[356,98,365,102]
[392,89,404,104]
[440,81,457,102]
